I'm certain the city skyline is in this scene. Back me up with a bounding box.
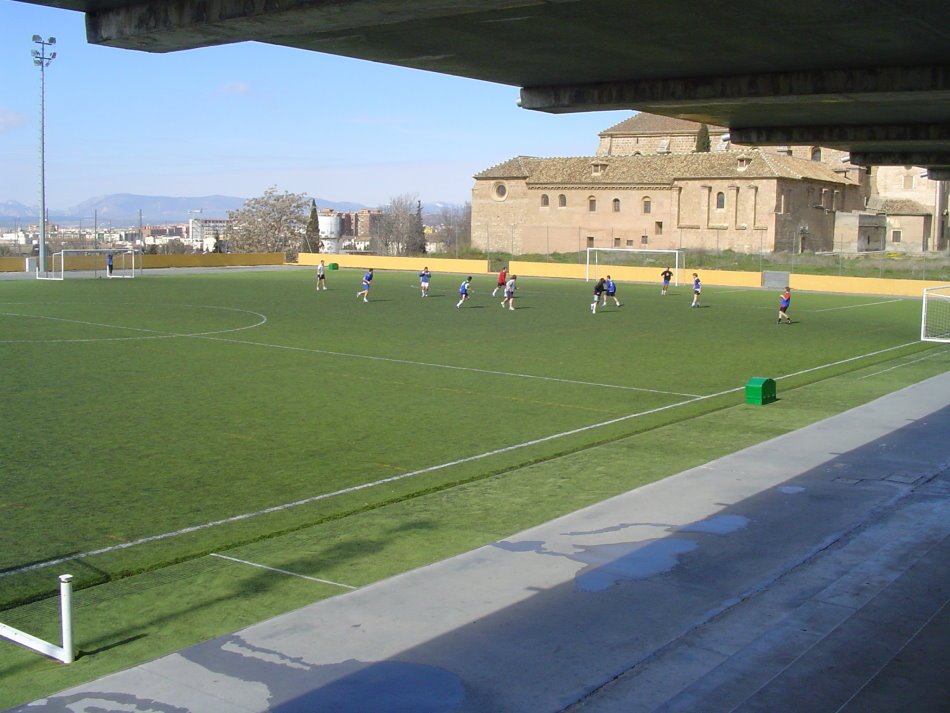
[3,2,632,210]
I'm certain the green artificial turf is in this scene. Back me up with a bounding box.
[0,267,946,708]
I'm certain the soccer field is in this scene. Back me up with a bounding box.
[0,267,938,609]
[2,266,949,706]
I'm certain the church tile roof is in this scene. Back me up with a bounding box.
[599,113,728,136]
[474,151,858,186]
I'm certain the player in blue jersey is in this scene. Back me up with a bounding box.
[456,276,473,308]
[690,273,702,308]
[603,275,621,307]
[419,267,431,297]
[356,268,373,302]
[777,286,791,324]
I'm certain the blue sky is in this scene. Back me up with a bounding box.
[2,1,632,209]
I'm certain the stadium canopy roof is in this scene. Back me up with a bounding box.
[18,0,950,178]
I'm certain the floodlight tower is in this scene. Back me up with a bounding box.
[32,35,56,272]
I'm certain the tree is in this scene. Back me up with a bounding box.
[225,187,310,257]
[433,202,471,255]
[373,193,424,256]
[404,200,427,255]
[303,199,322,253]
[695,123,711,153]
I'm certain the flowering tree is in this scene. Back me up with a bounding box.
[226,187,310,257]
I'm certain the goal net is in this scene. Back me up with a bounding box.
[921,285,950,342]
[37,248,141,281]
[586,248,685,284]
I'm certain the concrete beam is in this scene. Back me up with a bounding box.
[849,151,950,166]
[519,65,950,116]
[926,169,950,180]
[85,0,539,53]
[730,124,950,149]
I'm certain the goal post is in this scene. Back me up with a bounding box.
[585,248,685,284]
[0,574,74,664]
[36,248,141,280]
[921,285,950,342]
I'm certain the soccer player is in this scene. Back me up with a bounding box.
[356,268,373,302]
[604,275,621,307]
[778,286,792,324]
[690,273,702,308]
[501,275,517,310]
[591,277,606,314]
[106,252,114,276]
[660,267,673,295]
[316,260,327,290]
[456,276,473,308]
[492,266,508,297]
[419,267,431,297]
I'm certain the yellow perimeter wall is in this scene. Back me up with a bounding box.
[510,260,942,297]
[4,250,941,297]
[0,253,284,272]
[299,253,489,275]
[141,253,283,269]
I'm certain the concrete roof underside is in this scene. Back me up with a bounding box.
[18,0,950,177]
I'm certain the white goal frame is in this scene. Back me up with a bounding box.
[585,248,685,284]
[37,248,141,281]
[0,574,74,664]
[921,285,950,342]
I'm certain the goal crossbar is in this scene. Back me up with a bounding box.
[586,248,685,285]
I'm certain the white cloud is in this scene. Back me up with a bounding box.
[218,82,251,95]
[0,110,29,132]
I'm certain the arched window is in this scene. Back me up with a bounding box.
[558,194,567,208]
[716,192,726,210]
[642,197,652,214]
[612,198,621,212]
[811,147,822,162]
[540,194,549,207]
[588,196,597,212]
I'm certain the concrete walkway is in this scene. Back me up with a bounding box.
[11,373,950,713]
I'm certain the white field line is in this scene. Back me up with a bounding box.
[857,347,949,380]
[0,305,267,343]
[814,299,903,312]
[0,392,723,579]
[209,553,356,589]
[0,304,695,397]
[0,341,921,579]
[776,341,920,381]
[197,333,701,398]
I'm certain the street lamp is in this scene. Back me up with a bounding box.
[32,35,56,272]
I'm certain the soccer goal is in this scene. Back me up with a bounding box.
[921,285,950,342]
[37,248,141,281]
[0,574,74,664]
[585,248,685,284]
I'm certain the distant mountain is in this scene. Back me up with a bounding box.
[0,194,373,227]
[0,201,34,220]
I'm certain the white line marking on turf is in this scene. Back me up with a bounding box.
[209,553,356,589]
[814,299,902,312]
[0,304,267,343]
[196,334,700,398]
[1,340,922,579]
[857,347,949,380]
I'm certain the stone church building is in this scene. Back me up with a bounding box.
[471,114,948,256]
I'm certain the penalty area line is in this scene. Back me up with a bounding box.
[196,334,700,398]
[209,553,356,589]
[2,339,919,580]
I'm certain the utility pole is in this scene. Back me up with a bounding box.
[32,34,56,272]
